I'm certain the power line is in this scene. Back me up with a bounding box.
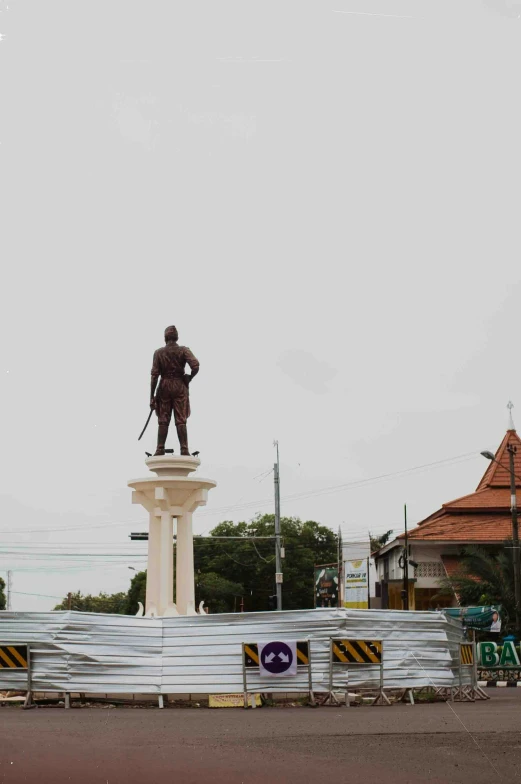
[0,521,134,536]
[0,568,147,575]
[0,557,148,565]
[260,453,480,506]
[0,450,479,539]
[197,452,480,527]
[217,549,254,568]
[10,590,63,599]
[0,551,147,557]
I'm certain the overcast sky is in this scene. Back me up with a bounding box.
[1,1,521,610]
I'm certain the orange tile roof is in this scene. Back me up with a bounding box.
[404,513,512,542]
[444,487,513,511]
[441,555,463,577]
[399,429,521,543]
[476,429,521,490]
[441,556,479,589]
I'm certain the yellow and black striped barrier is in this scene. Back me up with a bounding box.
[332,639,382,665]
[0,645,29,669]
[327,638,389,706]
[243,641,309,669]
[454,642,478,702]
[0,643,32,708]
[243,643,260,669]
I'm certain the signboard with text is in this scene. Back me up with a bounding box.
[209,693,262,708]
[344,559,368,609]
[314,565,339,608]
[478,640,521,682]
[479,641,520,667]
[444,606,502,633]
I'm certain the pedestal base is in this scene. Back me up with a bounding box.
[128,456,216,617]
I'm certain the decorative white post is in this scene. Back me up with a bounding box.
[128,456,216,616]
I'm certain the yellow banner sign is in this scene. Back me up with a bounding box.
[344,559,368,609]
[209,693,262,708]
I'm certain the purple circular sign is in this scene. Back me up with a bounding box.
[261,641,293,674]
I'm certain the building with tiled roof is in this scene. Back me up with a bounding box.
[374,423,521,611]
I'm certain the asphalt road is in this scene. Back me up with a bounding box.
[1,691,520,783]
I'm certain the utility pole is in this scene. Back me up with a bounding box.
[67,592,72,610]
[507,443,521,635]
[337,526,342,608]
[6,571,12,611]
[367,556,371,609]
[273,440,282,611]
[402,505,409,611]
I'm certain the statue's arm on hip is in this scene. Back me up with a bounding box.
[183,348,200,387]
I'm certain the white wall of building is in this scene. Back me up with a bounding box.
[376,545,403,581]
[376,541,463,589]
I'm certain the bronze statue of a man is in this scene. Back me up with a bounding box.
[150,326,200,456]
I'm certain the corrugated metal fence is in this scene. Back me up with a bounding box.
[0,608,465,694]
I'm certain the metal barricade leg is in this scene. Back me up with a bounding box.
[242,644,249,709]
[307,640,316,706]
[329,640,333,701]
[372,653,390,706]
[472,641,489,700]
[456,645,475,703]
[318,639,339,706]
[22,645,33,710]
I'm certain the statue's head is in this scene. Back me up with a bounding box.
[164,325,178,343]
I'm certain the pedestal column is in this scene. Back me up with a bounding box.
[128,456,216,617]
[176,512,195,615]
[159,511,174,614]
[145,513,161,614]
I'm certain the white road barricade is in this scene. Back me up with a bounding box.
[0,608,465,703]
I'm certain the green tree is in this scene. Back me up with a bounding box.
[54,590,128,614]
[437,544,514,630]
[123,569,244,615]
[55,515,338,616]
[0,577,5,610]
[193,514,338,612]
[195,572,244,613]
[125,570,146,615]
[369,530,393,553]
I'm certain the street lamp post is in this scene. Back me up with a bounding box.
[481,446,521,636]
[400,504,419,611]
[507,443,521,636]
[273,440,282,611]
[402,504,409,611]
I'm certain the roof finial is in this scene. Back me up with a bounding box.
[507,400,515,431]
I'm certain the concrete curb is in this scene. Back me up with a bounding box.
[478,680,521,687]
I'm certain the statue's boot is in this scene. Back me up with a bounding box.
[155,424,169,456]
[177,424,190,456]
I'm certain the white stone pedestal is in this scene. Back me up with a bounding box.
[128,456,216,616]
